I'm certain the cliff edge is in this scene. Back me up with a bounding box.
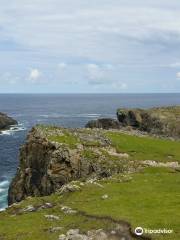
[8,125,133,205]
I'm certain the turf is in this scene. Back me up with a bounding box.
[0,168,179,240]
[106,132,180,162]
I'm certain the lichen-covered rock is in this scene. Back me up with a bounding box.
[0,112,17,130]
[8,126,130,205]
[85,118,120,130]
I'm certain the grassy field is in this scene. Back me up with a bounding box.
[0,167,179,240]
[1,127,180,239]
[106,132,180,162]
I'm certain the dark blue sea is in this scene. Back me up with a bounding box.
[0,93,180,210]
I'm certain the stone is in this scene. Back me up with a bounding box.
[44,214,60,221]
[0,112,17,131]
[101,194,109,200]
[59,234,66,240]
[23,205,36,212]
[67,229,80,235]
[49,227,63,233]
[61,206,77,215]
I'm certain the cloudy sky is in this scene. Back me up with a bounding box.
[1,0,180,93]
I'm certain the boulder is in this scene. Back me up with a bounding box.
[0,112,17,130]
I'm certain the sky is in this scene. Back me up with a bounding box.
[1,0,180,93]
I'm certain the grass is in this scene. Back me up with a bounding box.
[61,167,180,240]
[48,131,80,149]
[105,132,180,162]
[0,168,179,239]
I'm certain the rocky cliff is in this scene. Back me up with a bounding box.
[0,112,17,131]
[86,106,180,138]
[117,106,180,137]
[85,118,120,129]
[8,125,132,205]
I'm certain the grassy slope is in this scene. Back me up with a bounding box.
[106,132,180,162]
[0,129,180,239]
[0,168,179,240]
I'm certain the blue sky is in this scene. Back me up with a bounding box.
[0,0,180,93]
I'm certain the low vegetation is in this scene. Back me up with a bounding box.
[2,125,180,239]
[106,131,180,162]
[0,168,179,239]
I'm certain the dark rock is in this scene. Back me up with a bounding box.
[117,106,180,138]
[0,112,17,130]
[8,126,127,205]
[85,118,120,130]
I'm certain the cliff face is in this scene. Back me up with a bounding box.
[117,106,180,138]
[85,106,180,138]
[8,126,130,205]
[0,112,17,130]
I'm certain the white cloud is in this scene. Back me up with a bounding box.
[86,64,104,82]
[58,62,67,70]
[112,82,128,90]
[176,72,180,78]
[29,69,42,82]
[170,62,180,68]
[0,72,19,84]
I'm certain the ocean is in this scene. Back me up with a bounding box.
[0,93,180,210]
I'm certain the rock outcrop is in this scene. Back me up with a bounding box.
[85,106,180,138]
[0,112,17,131]
[8,126,131,205]
[117,106,180,137]
[85,118,120,130]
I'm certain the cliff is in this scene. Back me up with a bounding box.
[0,112,17,131]
[3,125,180,239]
[8,125,132,205]
[117,106,180,138]
[86,106,180,138]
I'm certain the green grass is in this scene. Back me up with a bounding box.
[61,167,180,240]
[48,131,80,149]
[0,168,179,239]
[106,132,180,162]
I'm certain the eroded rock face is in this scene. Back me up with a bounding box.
[8,126,130,205]
[0,112,17,130]
[85,118,120,130]
[117,106,180,138]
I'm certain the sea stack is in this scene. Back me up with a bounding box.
[0,112,18,131]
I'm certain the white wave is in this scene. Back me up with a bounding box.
[76,113,102,118]
[0,180,9,188]
[39,114,69,118]
[0,208,6,212]
[0,188,5,193]
[0,124,26,136]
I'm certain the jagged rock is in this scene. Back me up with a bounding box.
[117,106,180,138]
[8,126,129,205]
[0,112,17,130]
[85,118,120,130]
[23,205,36,212]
